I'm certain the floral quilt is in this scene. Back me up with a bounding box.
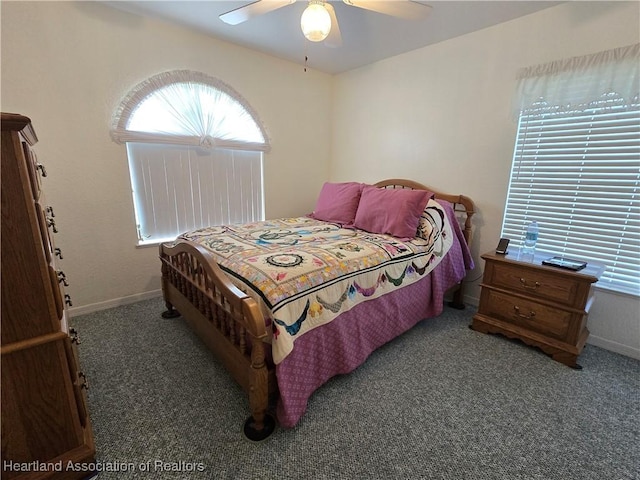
[180,198,453,364]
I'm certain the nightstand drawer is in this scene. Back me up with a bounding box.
[481,289,572,340]
[488,262,581,306]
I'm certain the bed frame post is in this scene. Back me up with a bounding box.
[243,343,275,441]
[448,284,466,310]
[243,301,276,441]
[160,245,181,318]
[448,194,474,310]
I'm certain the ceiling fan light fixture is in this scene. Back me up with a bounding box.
[301,2,332,42]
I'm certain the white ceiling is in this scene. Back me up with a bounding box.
[104,1,563,74]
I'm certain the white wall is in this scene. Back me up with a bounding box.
[331,1,640,358]
[1,2,332,311]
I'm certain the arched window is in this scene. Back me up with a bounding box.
[111,70,270,245]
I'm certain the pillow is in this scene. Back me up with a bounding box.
[354,186,431,239]
[309,182,364,225]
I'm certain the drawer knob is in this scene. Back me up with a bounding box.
[513,305,536,320]
[57,271,69,287]
[46,217,58,233]
[519,278,540,290]
[69,328,80,345]
[69,327,81,344]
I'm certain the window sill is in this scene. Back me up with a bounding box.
[135,237,177,249]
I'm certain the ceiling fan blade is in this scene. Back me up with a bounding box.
[220,0,296,25]
[343,0,432,20]
[324,3,343,48]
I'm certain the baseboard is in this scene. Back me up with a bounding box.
[68,290,163,317]
[68,291,639,360]
[587,335,640,360]
[75,289,474,318]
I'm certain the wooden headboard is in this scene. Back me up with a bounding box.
[374,179,475,247]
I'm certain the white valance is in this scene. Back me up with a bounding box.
[111,70,270,152]
[513,43,640,116]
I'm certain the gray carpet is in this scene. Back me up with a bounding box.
[72,297,639,479]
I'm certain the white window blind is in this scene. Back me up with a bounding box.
[127,143,263,245]
[111,70,269,244]
[503,45,640,296]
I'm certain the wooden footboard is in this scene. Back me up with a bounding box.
[159,241,277,440]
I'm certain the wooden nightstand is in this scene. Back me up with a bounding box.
[471,249,605,369]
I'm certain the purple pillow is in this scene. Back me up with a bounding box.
[309,182,364,225]
[354,186,431,239]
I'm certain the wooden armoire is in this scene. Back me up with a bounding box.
[1,113,95,479]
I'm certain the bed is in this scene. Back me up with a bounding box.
[159,179,475,440]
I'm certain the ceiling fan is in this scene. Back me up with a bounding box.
[219,0,432,47]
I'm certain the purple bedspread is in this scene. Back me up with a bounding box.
[275,202,474,428]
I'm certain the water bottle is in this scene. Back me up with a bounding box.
[523,221,539,253]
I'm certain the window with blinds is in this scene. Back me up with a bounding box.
[502,93,640,296]
[111,70,269,245]
[127,143,263,244]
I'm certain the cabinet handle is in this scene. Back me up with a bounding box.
[65,294,73,307]
[69,327,81,344]
[57,271,69,287]
[36,163,47,177]
[513,305,536,320]
[46,217,58,233]
[79,372,89,390]
[519,278,540,290]
[55,248,63,259]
